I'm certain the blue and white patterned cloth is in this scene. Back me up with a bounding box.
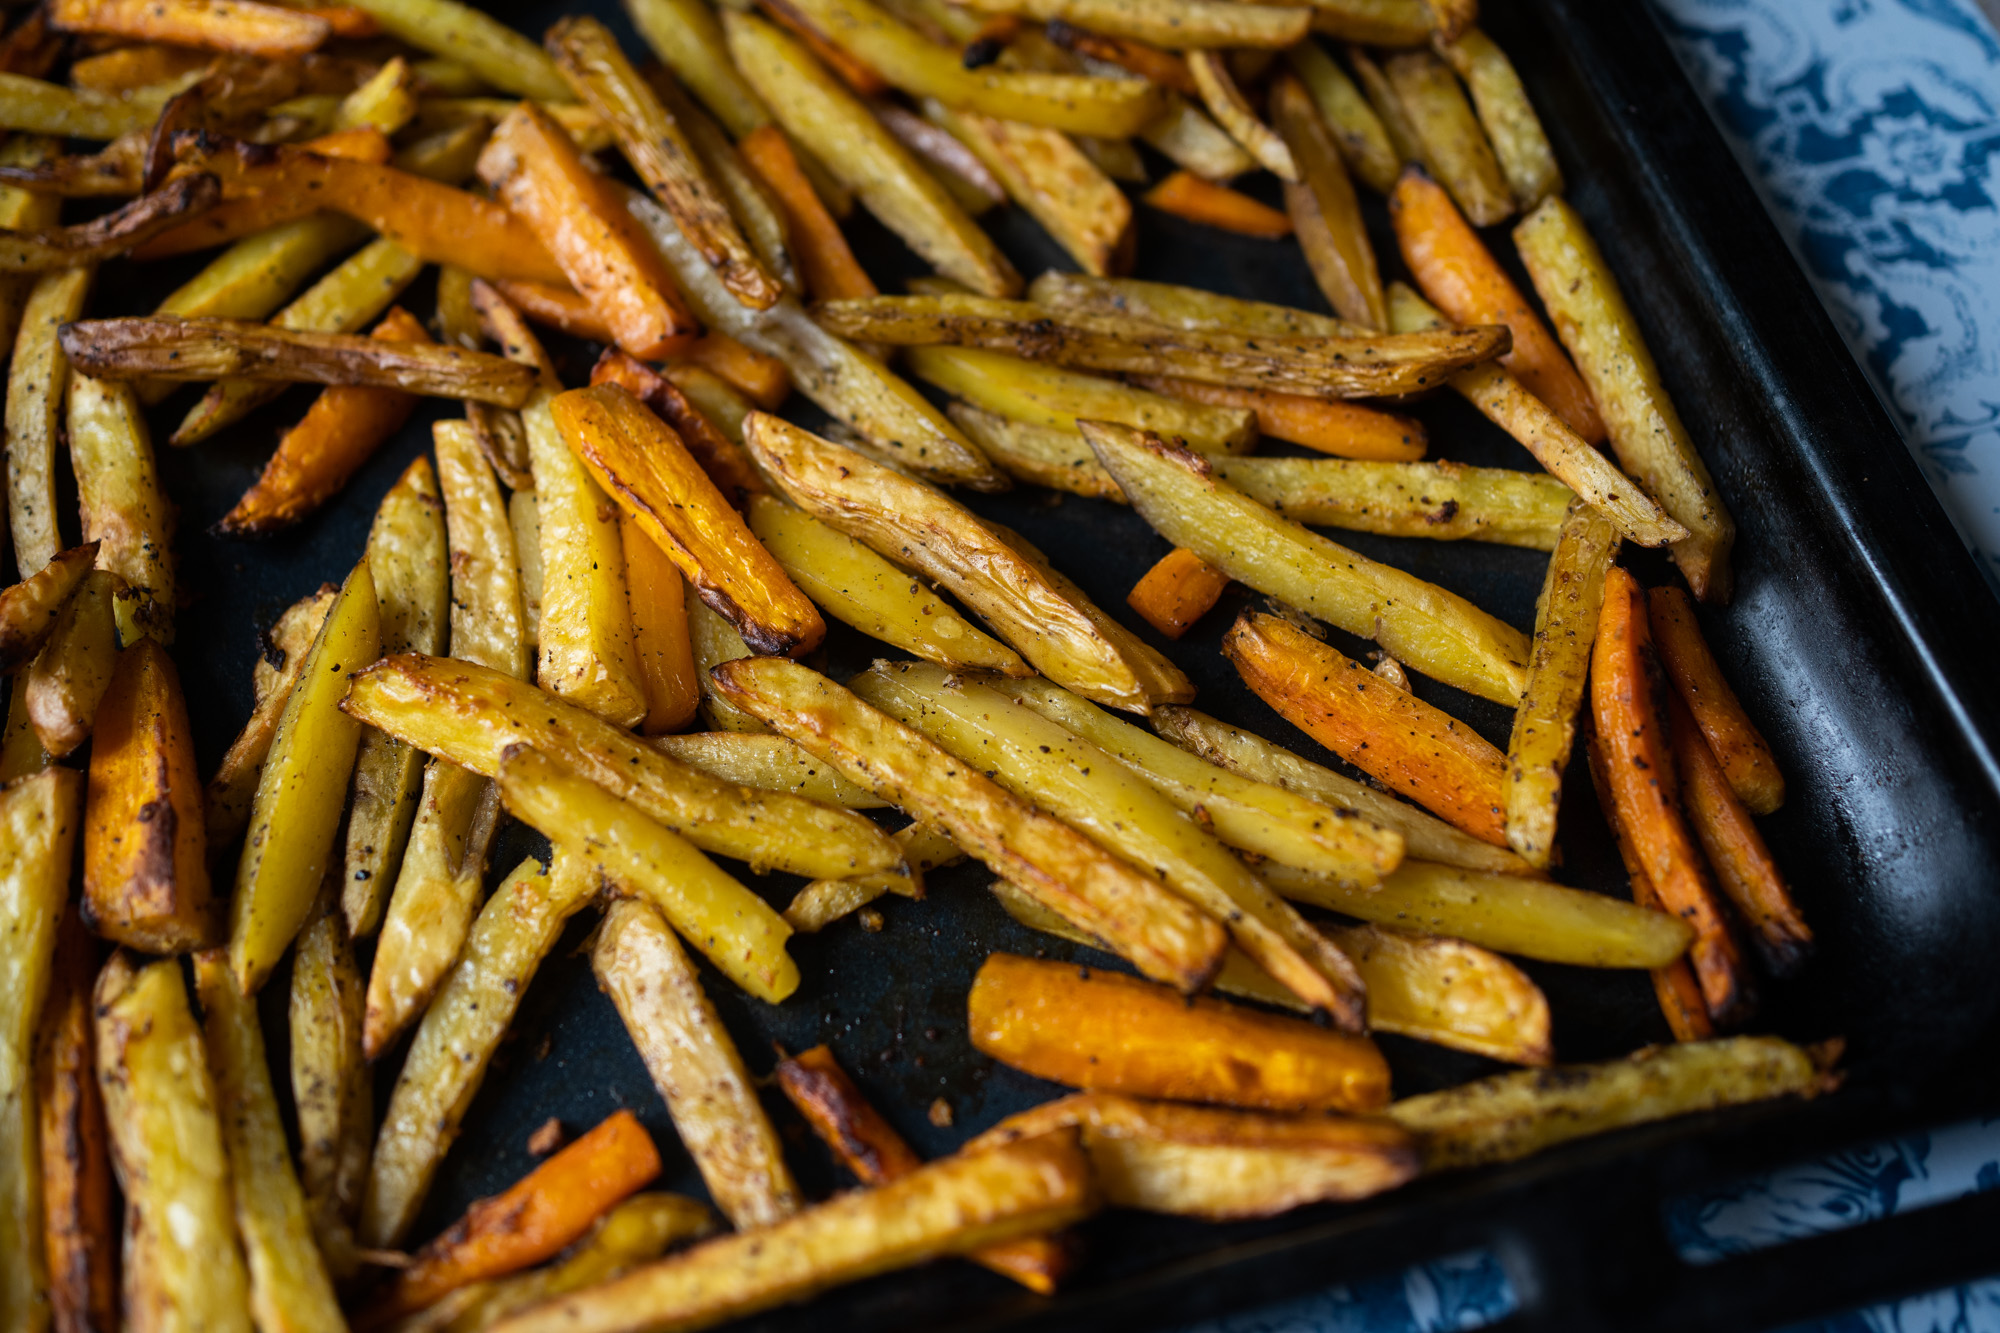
[1181,2,2000,1328]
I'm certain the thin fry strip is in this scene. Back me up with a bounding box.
[1272,73,1382,327]
[7,266,92,577]
[49,0,332,56]
[957,0,1307,47]
[1188,51,1295,180]
[1133,375,1424,460]
[1647,585,1783,812]
[35,910,116,1333]
[1285,40,1399,194]
[1211,456,1573,550]
[205,585,335,848]
[69,372,174,642]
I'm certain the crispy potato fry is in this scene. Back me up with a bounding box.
[728,13,1018,297]
[0,673,47,783]
[435,420,528,682]
[50,0,331,56]
[746,494,1024,673]
[1307,0,1430,44]
[289,898,369,1278]
[1213,455,1570,549]
[229,558,379,993]
[24,570,118,759]
[960,0,1307,46]
[0,72,180,141]
[924,100,1131,278]
[623,516,701,737]
[1089,423,1531,703]
[1436,27,1558,208]
[1593,567,1751,1025]
[873,100,1009,216]
[1025,269,1357,336]
[206,584,334,848]
[362,855,596,1250]
[1647,586,1782,812]
[653,732,886,807]
[594,899,800,1230]
[0,543,96,672]
[1134,94,1256,180]
[1272,74,1382,327]
[947,402,1125,499]
[7,268,92,576]
[1383,52,1509,224]
[511,493,545,651]
[1344,45,1424,170]
[1285,40,1398,193]
[1128,548,1230,639]
[67,373,173,644]
[858,661,1368,1021]
[1186,50,1294,181]
[35,910,115,1333]
[628,0,772,138]
[335,0,567,99]
[1142,170,1291,237]
[711,656,1227,990]
[911,345,1256,451]
[84,641,215,952]
[1391,1037,1834,1170]
[783,821,952,929]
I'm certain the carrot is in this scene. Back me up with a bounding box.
[775,1044,1073,1294]
[68,43,211,93]
[372,1108,663,1319]
[294,4,378,37]
[49,0,331,57]
[1647,585,1784,814]
[1046,23,1198,95]
[216,306,429,536]
[590,349,767,506]
[36,909,117,1333]
[1668,690,1811,977]
[1223,609,1510,845]
[1142,171,1294,239]
[736,124,877,303]
[622,515,702,737]
[1127,548,1230,639]
[1389,168,1604,442]
[135,128,395,257]
[1130,374,1426,459]
[759,0,889,95]
[679,333,792,411]
[1591,566,1752,1027]
[491,278,615,344]
[478,103,698,360]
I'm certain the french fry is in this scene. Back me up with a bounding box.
[1592,566,1752,1026]
[289,896,369,1279]
[434,422,528,684]
[873,99,1009,216]
[217,306,430,534]
[1128,548,1230,639]
[1308,0,1430,44]
[50,0,331,57]
[738,124,875,302]
[513,493,544,649]
[1345,45,1425,169]
[1383,52,1510,224]
[0,674,48,784]
[229,558,380,994]
[1385,282,1686,547]
[1272,73,1383,327]
[7,267,92,577]
[628,0,774,139]
[206,584,334,848]
[375,1109,663,1321]
[623,517,702,737]
[711,656,1228,991]
[910,345,1256,451]
[343,653,904,879]
[761,0,891,98]
[746,494,1026,673]
[1142,171,1291,238]
[24,570,118,759]
[1436,27,1559,208]
[1184,50,1293,181]
[0,72,175,141]
[1025,269,1361,337]
[334,0,569,100]
[1089,423,1531,703]
[594,898,801,1230]
[0,177,219,276]
[1213,455,1571,549]
[1285,40,1399,193]
[958,0,1306,46]
[0,135,57,357]
[783,821,953,930]
[653,732,888,807]
[1136,95,1256,181]
[34,911,115,1333]
[946,403,1124,500]
[1505,502,1618,867]
[0,543,96,672]
[362,855,597,1250]
[68,372,174,644]
[1391,1037,1834,1171]
[1648,586,1783,812]
[726,12,1019,297]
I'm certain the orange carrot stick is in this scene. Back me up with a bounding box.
[590,349,767,505]
[1591,566,1752,1027]
[679,334,792,411]
[737,124,877,303]
[1222,609,1510,845]
[1127,548,1230,639]
[1390,168,1604,442]
[134,128,395,257]
[372,1108,663,1320]
[36,909,117,1333]
[1647,585,1784,814]
[622,515,702,737]
[491,278,615,343]
[1129,374,1426,459]
[1142,171,1294,239]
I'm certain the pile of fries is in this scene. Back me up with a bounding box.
[0,0,1842,1329]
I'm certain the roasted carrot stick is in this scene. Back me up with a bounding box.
[622,515,702,737]
[371,1108,663,1320]
[1128,548,1231,639]
[775,1044,1073,1294]
[216,306,429,535]
[1389,168,1603,442]
[36,909,117,1333]
[1591,566,1752,1028]
[737,124,876,303]
[590,349,767,506]
[1142,171,1294,239]
[491,278,616,344]
[1224,609,1510,846]
[135,128,395,257]
[1647,585,1784,814]
[1130,374,1426,460]
[1046,22,1198,95]
[680,334,792,411]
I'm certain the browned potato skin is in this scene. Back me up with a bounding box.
[205,584,335,850]
[0,174,220,273]
[0,542,96,673]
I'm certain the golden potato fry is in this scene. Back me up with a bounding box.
[512,491,544,651]
[0,675,47,783]
[1136,96,1257,181]
[49,0,331,57]
[923,101,1131,278]
[1271,73,1383,327]
[205,585,334,849]
[783,822,954,931]
[628,0,773,139]
[1286,40,1399,193]
[24,570,118,758]
[0,72,175,140]
[948,403,1125,500]
[1310,0,1430,44]
[1214,455,1572,549]
[1345,45,1424,164]
[435,420,528,680]
[0,174,219,272]
[1436,27,1559,208]
[686,599,765,734]
[1188,51,1295,180]
[7,267,92,576]
[289,897,369,1280]
[1026,269,1363,336]
[0,543,96,673]
[1383,51,1510,224]
[335,0,569,100]
[958,0,1307,45]
[652,732,887,808]
[68,373,173,643]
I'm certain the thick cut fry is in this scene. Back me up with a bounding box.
[1392,171,1600,439]
[1142,171,1291,237]
[35,911,115,1333]
[229,559,379,994]
[1128,548,1230,639]
[435,421,527,681]
[289,899,369,1279]
[745,414,1164,711]
[623,518,701,737]
[594,899,800,1230]
[0,543,96,672]
[911,345,1255,451]
[0,674,48,784]
[376,1109,662,1320]
[1346,45,1424,168]
[218,306,429,534]
[50,0,331,56]
[1089,423,1531,703]
[1383,52,1509,224]
[1391,1037,1833,1170]
[512,493,545,649]
[1213,455,1571,549]
[628,0,774,139]
[0,73,174,141]
[1137,375,1423,460]
[775,1045,1071,1293]
[1593,567,1751,1025]
[746,495,1024,673]
[959,0,1306,46]
[94,954,252,1333]
[331,0,568,99]
[1286,40,1399,193]
[1647,586,1782,812]
[1025,269,1360,337]
[653,733,885,808]
[1436,27,1559,208]
[84,641,214,952]
[343,654,902,879]
[67,374,172,643]
[7,268,92,576]
[1136,96,1256,181]
[192,951,344,1333]
[727,12,1019,297]
[738,124,874,302]
[711,657,1227,991]
[206,585,334,848]
[24,569,118,759]
[924,101,1131,278]
[874,99,1007,217]
[947,403,1125,499]
[1504,502,1617,867]
[362,855,597,1250]
[1272,74,1383,327]
[1188,51,1294,180]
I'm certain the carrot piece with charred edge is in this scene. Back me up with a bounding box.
[622,515,702,737]
[1128,548,1230,639]
[216,306,429,535]
[1222,610,1511,846]
[759,0,889,95]
[36,910,117,1333]
[1046,22,1197,95]
[477,103,699,360]
[681,333,793,411]
[1591,566,1753,1028]
[737,124,878,302]
[1647,586,1784,815]
[775,1044,1073,1295]
[1142,171,1294,239]
[491,278,615,343]
[591,350,767,507]
[1128,374,1425,460]
[1389,169,1603,443]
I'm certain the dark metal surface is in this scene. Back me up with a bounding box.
[131,0,2000,1327]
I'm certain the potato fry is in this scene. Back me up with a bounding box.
[652,733,886,807]
[362,855,596,1250]
[711,656,1227,991]
[1127,548,1230,639]
[0,674,49,783]
[1648,586,1783,812]
[783,821,951,929]
[960,0,1306,46]
[512,493,545,650]
[335,0,567,99]
[1285,40,1398,193]
[1272,74,1382,327]
[7,267,92,576]
[622,517,701,737]
[594,898,799,1231]
[1026,269,1360,337]
[1383,52,1509,224]
[1142,170,1291,237]
[0,72,175,140]
[946,403,1123,500]
[873,100,1015,217]
[0,543,96,672]
[1134,94,1256,180]
[1186,50,1293,181]
[1391,1037,1834,1171]
[433,422,525,686]
[229,558,380,994]
[1213,455,1571,549]
[923,101,1131,278]
[1436,27,1558,208]
[94,953,253,1333]
[69,377,173,645]
[1344,45,1424,170]
[1089,423,1531,703]
[206,584,335,848]
[628,0,772,140]
[35,910,115,1333]
[23,570,118,759]
[289,896,369,1279]
[50,0,331,57]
